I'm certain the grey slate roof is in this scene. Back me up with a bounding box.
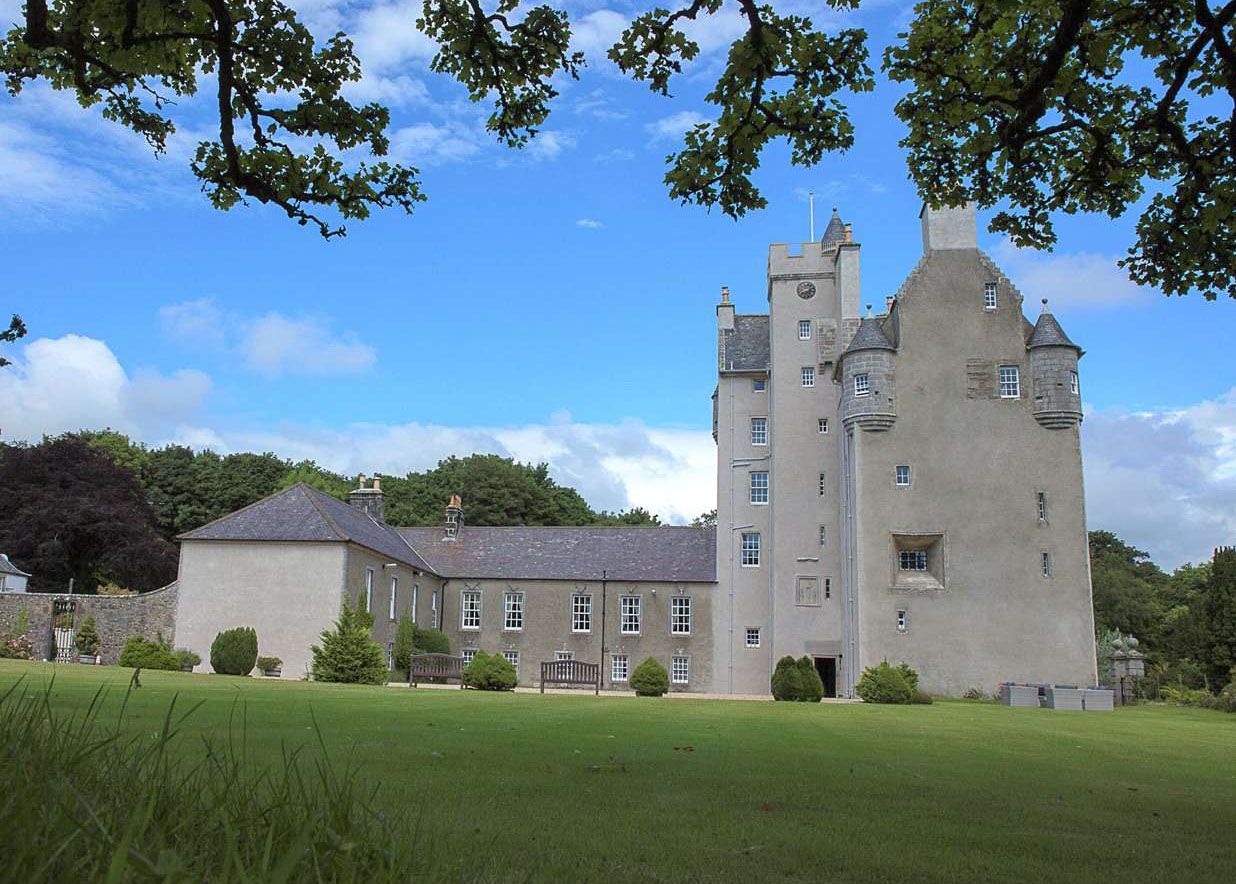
[843,316,895,354]
[397,526,717,583]
[0,554,30,577]
[720,314,769,372]
[179,484,431,571]
[821,210,846,246]
[1027,305,1080,350]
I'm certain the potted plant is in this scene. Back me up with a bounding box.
[174,649,201,672]
[75,614,100,664]
[257,655,283,677]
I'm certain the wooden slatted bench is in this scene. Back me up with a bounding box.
[540,659,600,694]
[410,653,466,688]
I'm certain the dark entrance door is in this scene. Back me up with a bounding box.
[814,657,838,698]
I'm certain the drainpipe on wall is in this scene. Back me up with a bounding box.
[600,569,608,688]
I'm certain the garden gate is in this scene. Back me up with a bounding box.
[51,599,76,663]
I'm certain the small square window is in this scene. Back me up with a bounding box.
[896,465,911,487]
[984,282,997,310]
[671,656,690,685]
[818,418,829,434]
[753,378,766,392]
[750,471,769,504]
[854,373,870,396]
[799,320,812,340]
[818,472,827,496]
[819,525,827,547]
[999,364,1021,398]
[611,654,629,682]
[896,610,908,632]
[750,417,768,446]
[745,627,761,648]
[1070,371,1079,395]
[801,366,815,388]
[899,550,928,571]
[741,532,761,567]
[1042,551,1053,578]
[824,577,831,599]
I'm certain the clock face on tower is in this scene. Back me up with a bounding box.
[797,281,816,300]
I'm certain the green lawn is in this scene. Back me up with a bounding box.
[2,660,1233,883]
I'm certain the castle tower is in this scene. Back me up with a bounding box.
[1027,300,1084,429]
[838,309,897,432]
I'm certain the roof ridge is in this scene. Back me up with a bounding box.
[300,484,352,542]
[177,483,309,540]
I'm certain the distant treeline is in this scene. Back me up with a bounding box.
[0,431,658,594]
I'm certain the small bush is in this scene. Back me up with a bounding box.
[393,616,415,676]
[462,651,518,691]
[311,601,387,685]
[797,656,824,702]
[118,637,180,671]
[896,663,920,693]
[413,627,451,656]
[855,660,913,704]
[210,627,258,676]
[74,614,100,656]
[630,657,670,696]
[771,655,805,701]
[910,690,934,705]
[174,649,201,669]
[257,656,282,672]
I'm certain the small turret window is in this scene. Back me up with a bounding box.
[1070,371,1079,395]
[984,282,997,310]
[854,373,870,396]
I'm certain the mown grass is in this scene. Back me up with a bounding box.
[1,659,1234,883]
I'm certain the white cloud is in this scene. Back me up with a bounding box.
[0,335,211,440]
[0,120,128,215]
[571,10,628,57]
[576,218,604,229]
[159,299,225,347]
[988,238,1151,310]
[1082,390,1236,568]
[646,111,711,142]
[342,73,430,108]
[526,130,577,161]
[242,313,377,377]
[350,1,437,73]
[389,122,484,165]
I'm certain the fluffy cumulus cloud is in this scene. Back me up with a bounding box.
[646,110,711,142]
[0,335,210,440]
[242,313,377,377]
[1082,390,1236,568]
[988,238,1152,310]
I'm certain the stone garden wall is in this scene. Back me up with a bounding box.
[0,583,179,664]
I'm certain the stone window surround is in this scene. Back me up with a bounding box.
[503,590,524,631]
[890,532,947,591]
[460,588,481,630]
[611,653,629,682]
[671,655,690,685]
[620,595,641,634]
[571,593,592,633]
[670,595,692,635]
[854,373,870,396]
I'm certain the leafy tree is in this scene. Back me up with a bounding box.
[692,510,717,529]
[1089,530,1168,644]
[75,430,150,476]
[0,438,178,592]
[885,0,1236,300]
[1205,547,1236,686]
[0,0,421,237]
[592,507,662,527]
[311,599,387,685]
[1,314,26,368]
[73,614,100,656]
[412,627,450,655]
[277,460,351,499]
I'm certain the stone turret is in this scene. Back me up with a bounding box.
[1027,300,1083,429]
[838,307,897,431]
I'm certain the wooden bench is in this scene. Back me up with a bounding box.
[410,653,466,688]
[540,659,600,694]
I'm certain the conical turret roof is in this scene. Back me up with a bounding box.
[843,314,895,355]
[1027,300,1080,350]
[821,209,846,246]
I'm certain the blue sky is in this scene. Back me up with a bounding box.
[1,1,1233,566]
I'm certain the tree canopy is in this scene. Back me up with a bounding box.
[9,2,1227,297]
[0,314,26,368]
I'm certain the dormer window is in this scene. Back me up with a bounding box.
[854,373,870,396]
[984,282,997,310]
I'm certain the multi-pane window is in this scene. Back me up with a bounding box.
[984,282,997,310]
[801,366,815,387]
[750,471,769,504]
[824,577,831,599]
[389,576,398,620]
[753,378,766,392]
[1070,371,1079,395]
[896,465,911,487]
[999,364,1021,398]
[897,610,908,632]
[1037,491,1048,522]
[671,656,690,685]
[387,643,394,669]
[611,654,629,682]
[620,596,641,634]
[899,550,928,571]
[799,319,812,340]
[671,596,692,635]
[461,590,481,629]
[818,418,828,434]
[1042,552,1053,577]
[411,584,419,623]
[750,417,768,445]
[501,650,520,671]
[854,373,870,396]
[819,525,827,547]
[796,577,822,606]
[819,472,827,496]
[572,594,592,633]
[461,648,477,666]
[745,627,761,648]
[503,591,524,630]
[740,532,761,567]
[555,650,575,661]
[431,590,439,628]
[364,568,374,613]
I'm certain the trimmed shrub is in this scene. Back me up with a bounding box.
[630,657,670,696]
[771,655,805,701]
[462,651,518,691]
[118,637,180,671]
[393,616,415,676]
[257,656,282,672]
[210,627,258,676]
[74,614,100,656]
[174,649,201,669]
[797,656,824,702]
[910,690,933,705]
[311,601,387,685]
[896,663,920,693]
[855,660,914,704]
[413,627,451,656]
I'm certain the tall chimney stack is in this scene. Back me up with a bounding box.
[716,285,735,331]
[348,474,386,523]
[444,494,463,541]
